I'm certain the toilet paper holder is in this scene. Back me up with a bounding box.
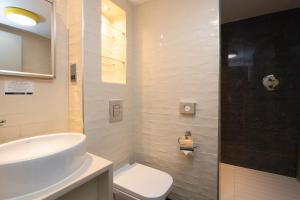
[178,131,197,155]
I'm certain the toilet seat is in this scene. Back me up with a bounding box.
[113,163,173,200]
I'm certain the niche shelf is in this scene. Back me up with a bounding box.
[101,0,126,84]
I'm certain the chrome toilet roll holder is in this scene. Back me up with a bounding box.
[178,131,198,152]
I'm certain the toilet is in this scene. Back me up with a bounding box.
[113,163,173,200]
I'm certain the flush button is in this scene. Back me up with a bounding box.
[113,105,121,116]
[109,100,123,123]
[184,105,191,112]
[179,102,196,115]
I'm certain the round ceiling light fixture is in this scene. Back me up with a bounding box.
[4,7,40,26]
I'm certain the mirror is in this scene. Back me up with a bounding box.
[0,0,55,79]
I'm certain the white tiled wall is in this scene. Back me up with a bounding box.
[220,163,300,200]
[82,0,136,170]
[0,0,69,143]
[133,0,220,199]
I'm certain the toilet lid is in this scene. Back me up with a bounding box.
[113,163,173,200]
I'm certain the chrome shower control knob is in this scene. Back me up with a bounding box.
[262,74,279,91]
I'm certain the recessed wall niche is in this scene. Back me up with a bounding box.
[101,0,126,84]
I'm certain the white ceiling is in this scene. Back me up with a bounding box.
[128,0,150,6]
[222,0,300,23]
[0,0,52,38]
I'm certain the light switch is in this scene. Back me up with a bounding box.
[109,100,123,123]
[70,64,77,82]
[179,102,196,115]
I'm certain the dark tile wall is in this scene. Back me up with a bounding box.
[221,8,300,177]
[298,139,300,181]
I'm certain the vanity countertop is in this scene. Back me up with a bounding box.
[12,153,113,200]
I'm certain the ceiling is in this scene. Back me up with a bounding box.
[222,0,300,23]
[130,0,300,23]
[128,0,150,6]
[0,0,52,38]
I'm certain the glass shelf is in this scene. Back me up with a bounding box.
[102,46,126,61]
[102,56,125,65]
[102,33,126,42]
[102,21,126,36]
[102,56,126,84]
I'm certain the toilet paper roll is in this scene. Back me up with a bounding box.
[179,136,193,147]
[178,136,194,154]
[181,150,193,156]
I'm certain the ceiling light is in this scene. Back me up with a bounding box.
[103,5,109,11]
[4,7,39,26]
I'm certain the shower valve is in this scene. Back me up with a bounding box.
[262,74,279,91]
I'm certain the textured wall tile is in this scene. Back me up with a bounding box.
[133,0,220,199]
[80,1,219,199]
[83,0,135,170]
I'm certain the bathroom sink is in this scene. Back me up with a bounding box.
[0,133,86,199]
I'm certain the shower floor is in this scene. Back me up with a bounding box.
[220,163,300,200]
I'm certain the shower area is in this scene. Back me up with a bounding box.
[220,0,300,199]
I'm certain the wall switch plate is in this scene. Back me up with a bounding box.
[109,100,123,123]
[70,64,77,82]
[179,102,196,115]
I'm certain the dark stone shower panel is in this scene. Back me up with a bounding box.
[221,8,300,177]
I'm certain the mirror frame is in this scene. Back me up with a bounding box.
[0,0,56,79]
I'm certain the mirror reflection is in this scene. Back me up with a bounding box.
[0,0,53,76]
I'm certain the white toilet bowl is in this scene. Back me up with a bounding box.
[113,163,173,200]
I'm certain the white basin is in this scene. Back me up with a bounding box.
[0,133,86,199]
